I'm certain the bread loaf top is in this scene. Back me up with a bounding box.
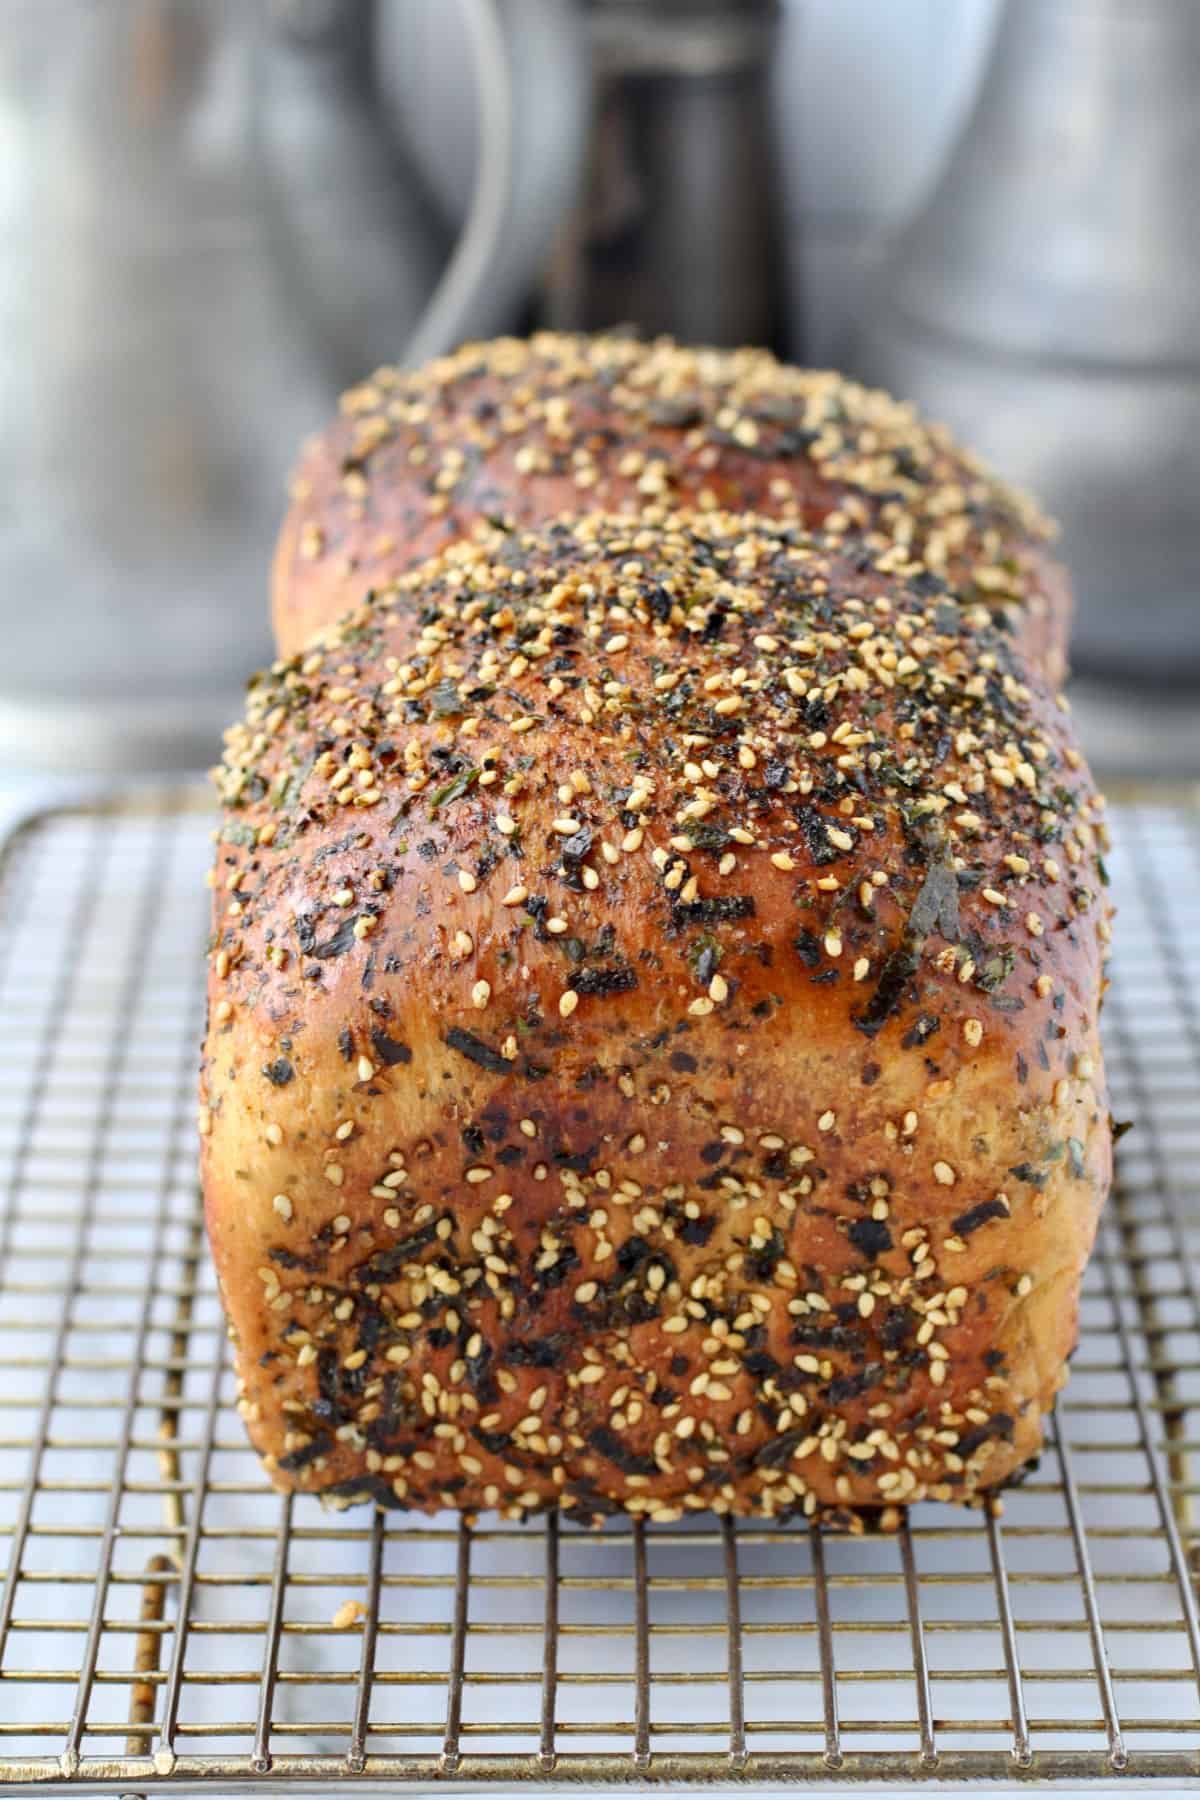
[272,333,1068,679]
[205,510,1109,1522]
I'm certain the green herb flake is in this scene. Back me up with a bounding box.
[429,766,479,813]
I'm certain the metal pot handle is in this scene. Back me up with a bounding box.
[403,0,589,365]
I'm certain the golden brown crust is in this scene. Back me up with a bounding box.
[205,510,1109,1526]
[272,332,1071,683]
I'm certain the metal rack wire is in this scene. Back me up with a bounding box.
[0,787,1198,1793]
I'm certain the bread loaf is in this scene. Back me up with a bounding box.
[202,510,1110,1526]
[272,333,1070,682]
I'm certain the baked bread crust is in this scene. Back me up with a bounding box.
[204,511,1109,1527]
[272,333,1070,683]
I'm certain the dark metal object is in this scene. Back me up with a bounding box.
[544,1,786,351]
[0,787,1199,1788]
[850,0,1200,688]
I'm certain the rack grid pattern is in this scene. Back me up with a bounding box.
[0,789,1198,1793]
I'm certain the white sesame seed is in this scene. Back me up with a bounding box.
[559,990,579,1018]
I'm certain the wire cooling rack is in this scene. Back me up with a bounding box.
[0,789,1199,1795]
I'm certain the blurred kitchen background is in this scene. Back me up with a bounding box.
[2,0,1198,789]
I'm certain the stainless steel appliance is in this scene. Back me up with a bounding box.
[0,0,586,771]
[850,0,1200,696]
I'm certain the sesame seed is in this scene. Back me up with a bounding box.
[458,869,477,894]
[357,1056,375,1082]
[933,1162,956,1186]
[272,1194,293,1221]
[559,990,579,1018]
[472,979,491,1009]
